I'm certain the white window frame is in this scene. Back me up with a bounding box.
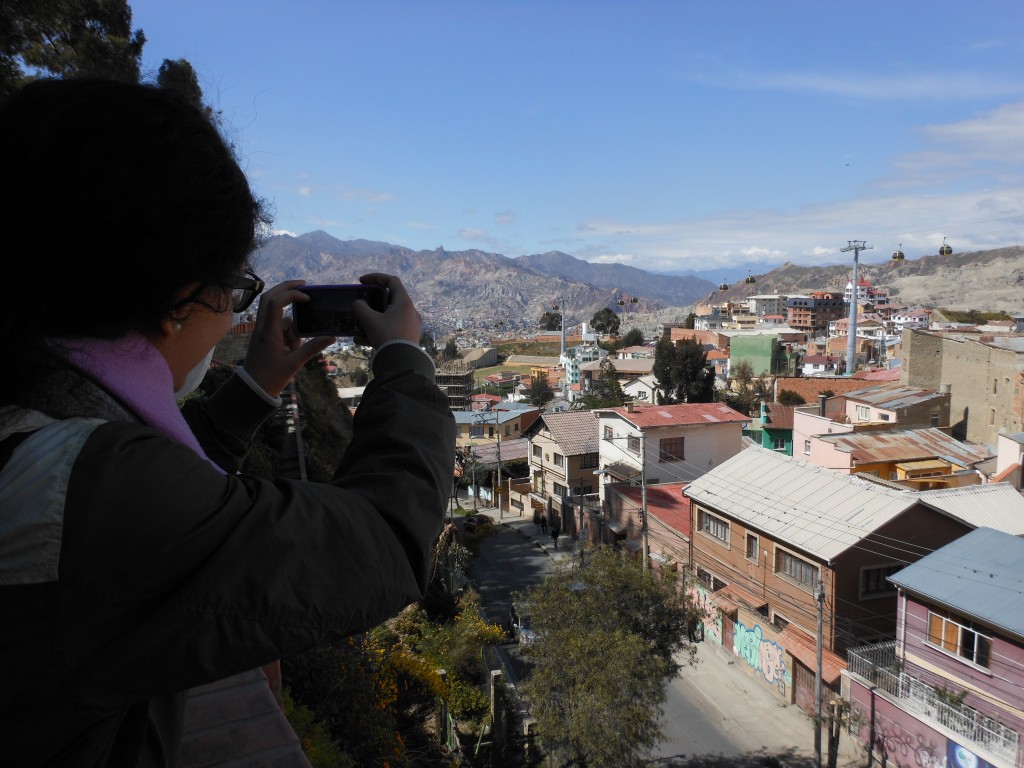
[775,547,818,589]
[698,508,730,545]
[927,609,992,669]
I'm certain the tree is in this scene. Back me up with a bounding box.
[590,307,620,335]
[578,358,627,409]
[2,0,146,99]
[684,312,696,330]
[725,360,775,416]
[616,327,645,349]
[156,58,206,111]
[778,389,806,406]
[441,338,459,360]
[519,547,695,768]
[539,310,562,331]
[527,372,554,406]
[653,335,715,404]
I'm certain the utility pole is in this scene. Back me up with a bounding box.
[840,240,872,376]
[639,431,649,570]
[814,578,825,768]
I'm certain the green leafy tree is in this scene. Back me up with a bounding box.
[539,310,562,331]
[156,57,206,111]
[616,327,645,349]
[520,547,695,768]
[725,360,774,416]
[778,389,806,406]
[578,358,627,409]
[684,312,696,330]
[590,306,621,335]
[527,372,555,406]
[653,335,715,404]
[2,0,146,99]
[441,338,459,360]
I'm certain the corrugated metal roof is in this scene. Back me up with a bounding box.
[534,410,600,456]
[889,527,1024,641]
[599,402,749,428]
[684,447,918,561]
[843,384,946,410]
[816,428,992,467]
[915,483,1024,534]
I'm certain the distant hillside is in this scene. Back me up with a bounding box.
[253,232,714,333]
[703,245,1024,313]
[252,234,1024,335]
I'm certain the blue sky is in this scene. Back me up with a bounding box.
[131,1,1024,276]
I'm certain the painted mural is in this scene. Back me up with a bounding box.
[733,620,792,694]
[688,584,723,645]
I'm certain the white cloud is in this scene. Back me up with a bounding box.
[337,188,395,203]
[298,186,312,198]
[589,253,639,265]
[704,70,1024,102]
[495,210,518,225]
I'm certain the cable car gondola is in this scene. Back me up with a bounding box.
[891,243,905,261]
[939,237,953,256]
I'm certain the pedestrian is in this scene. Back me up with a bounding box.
[551,521,561,549]
[533,510,541,534]
[0,78,455,766]
[540,516,548,534]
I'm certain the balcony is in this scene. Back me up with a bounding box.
[847,642,1019,766]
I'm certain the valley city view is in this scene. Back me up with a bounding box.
[8,2,1024,767]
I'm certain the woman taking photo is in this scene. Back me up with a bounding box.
[0,78,455,767]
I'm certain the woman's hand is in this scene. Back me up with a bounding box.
[243,280,334,397]
[351,274,422,348]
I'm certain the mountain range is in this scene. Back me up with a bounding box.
[252,232,1024,334]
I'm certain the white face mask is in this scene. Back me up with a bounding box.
[175,345,216,398]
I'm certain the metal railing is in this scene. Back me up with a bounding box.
[847,642,1019,766]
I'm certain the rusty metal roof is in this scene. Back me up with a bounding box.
[815,427,992,468]
[842,383,946,410]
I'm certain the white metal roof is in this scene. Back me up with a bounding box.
[685,446,1024,561]
[684,446,917,561]
[915,483,1024,535]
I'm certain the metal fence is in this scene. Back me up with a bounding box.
[847,642,1019,766]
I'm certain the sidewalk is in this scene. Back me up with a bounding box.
[477,503,867,767]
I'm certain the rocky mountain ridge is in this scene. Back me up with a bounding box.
[251,233,1024,335]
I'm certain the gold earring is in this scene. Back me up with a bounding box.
[173,322,182,331]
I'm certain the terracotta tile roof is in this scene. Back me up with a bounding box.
[600,402,749,428]
[773,376,875,405]
[992,462,1020,483]
[852,367,901,381]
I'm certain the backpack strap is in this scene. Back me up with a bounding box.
[0,413,107,586]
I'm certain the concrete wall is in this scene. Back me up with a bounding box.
[902,329,1024,444]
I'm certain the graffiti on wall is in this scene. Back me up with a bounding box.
[851,706,997,768]
[732,620,791,693]
[688,584,723,645]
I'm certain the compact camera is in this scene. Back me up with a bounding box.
[293,284,389,337]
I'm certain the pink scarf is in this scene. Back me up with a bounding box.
[57,333,225,473]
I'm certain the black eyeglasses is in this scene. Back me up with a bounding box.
[221,269,265,313]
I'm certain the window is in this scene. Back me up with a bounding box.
[745,533,759,561]
[772,437,787,451]
[696,567,727,591]
[927,609,992,668]
[860,564,902,599]
[532,444,542,458]
[775,549,818,587]
[470,425,484,438]
[488,426,495,438]
[659,437,684,462]
[553,482,568,497]
[698,509,729,544]
[930,413,940,427]
[879,413,890,421]
[993,378,998,395]
[856,405,869,420]
[627,435,641,454]
[580,452,598,469]
[603,426,613,441]
[553,452,564,468]
[803,439,811,454]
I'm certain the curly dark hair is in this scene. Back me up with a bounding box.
[0,78,270,403]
